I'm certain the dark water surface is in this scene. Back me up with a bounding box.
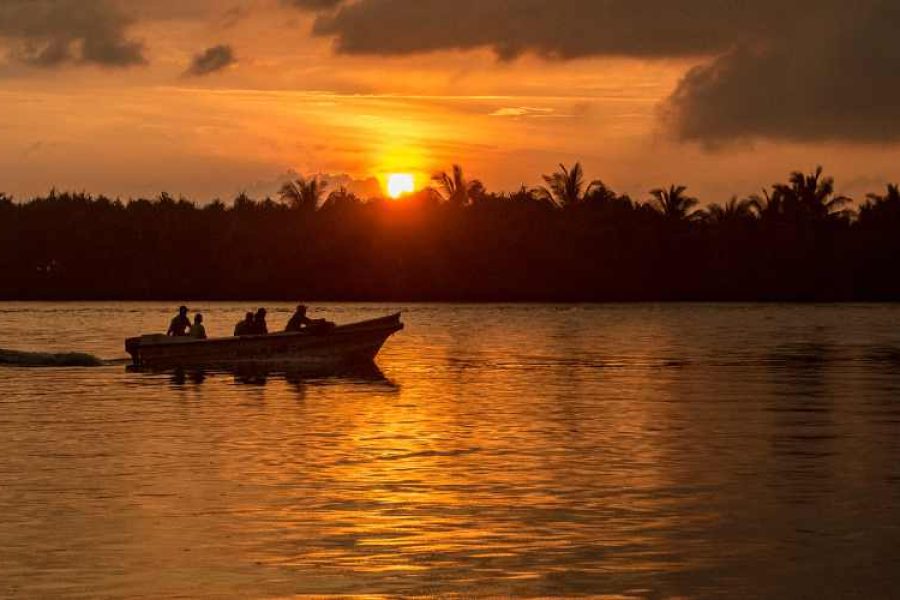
[1,303,899,598]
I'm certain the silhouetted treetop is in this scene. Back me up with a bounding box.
[703,196,758,225]
[860,183,900,224]
[537,162,601,208]
[280,176,327,211]
[2,165,898,301]
[432,164,483,207]
[650,185,701,222]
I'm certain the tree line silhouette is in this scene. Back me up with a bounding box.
[1,164,899,301]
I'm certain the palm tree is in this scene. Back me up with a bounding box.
[864,183,900,209]
[232,192,257,211]
[432,164,482,206]
[649,185,700,221]
[582,181,618,205]
[321,186,361,211]
[500,185,548,209]
[279,175,327,212]
[748,189,775,220]
[703,196,758,225]
[774,166,852,221]
[860,183,900,223]
[537,162,600,208]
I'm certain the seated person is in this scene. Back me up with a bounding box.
[167,306,191,337]
[252,308,269,335]
[285,304,314,332]
[190,314,207,339]
[234,312,254,336]
[285,304,334,333]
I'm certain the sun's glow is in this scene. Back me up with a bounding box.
[387,173,415,199]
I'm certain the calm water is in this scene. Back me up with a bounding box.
[1,303,899,599]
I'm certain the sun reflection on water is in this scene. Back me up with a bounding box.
[2,303,900,597]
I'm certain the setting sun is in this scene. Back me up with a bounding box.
[387,173,415,199]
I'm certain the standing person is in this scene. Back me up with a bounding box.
[167,306,191,337]
[190,314,207,339]
[252,308,269,335]
[234,312,254,336]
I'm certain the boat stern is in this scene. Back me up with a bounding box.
[125,336,141,364]
[125,334,171,366]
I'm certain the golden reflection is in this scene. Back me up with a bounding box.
[197,310,709,592]
[2,304,893,597]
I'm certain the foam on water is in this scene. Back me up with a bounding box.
[0,348,104,367]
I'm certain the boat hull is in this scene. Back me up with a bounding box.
[125,313,403,370]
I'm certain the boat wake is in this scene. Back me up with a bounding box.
[0,348,106,367]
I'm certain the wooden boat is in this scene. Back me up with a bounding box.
[125,313,403,370]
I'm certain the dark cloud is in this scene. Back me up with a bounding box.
[185,44,236,77]
[297,0,900,143]
[309,0,797,60]
[668,3,900,143]
[282,0,344,11]
[0,0,145,67]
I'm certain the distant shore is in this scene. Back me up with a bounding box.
[3,166,899,302]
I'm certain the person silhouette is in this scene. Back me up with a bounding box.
[167,306,191,337]
[285,304,314,332]
[190,314,207,339]
[252,308,269,335]
[234,312,254,336]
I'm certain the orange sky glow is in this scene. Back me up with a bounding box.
[1,1,899,203]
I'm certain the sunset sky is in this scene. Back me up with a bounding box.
[2,0,899,202]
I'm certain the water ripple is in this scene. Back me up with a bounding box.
[1,302,900,598]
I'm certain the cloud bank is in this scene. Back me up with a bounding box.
[0,0,145,67]
[5,0,899,144]
[668,3,900,143]
[298,0,900,143]
[310,0,790,60]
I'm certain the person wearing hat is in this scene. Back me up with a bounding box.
[167,305,191,337]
